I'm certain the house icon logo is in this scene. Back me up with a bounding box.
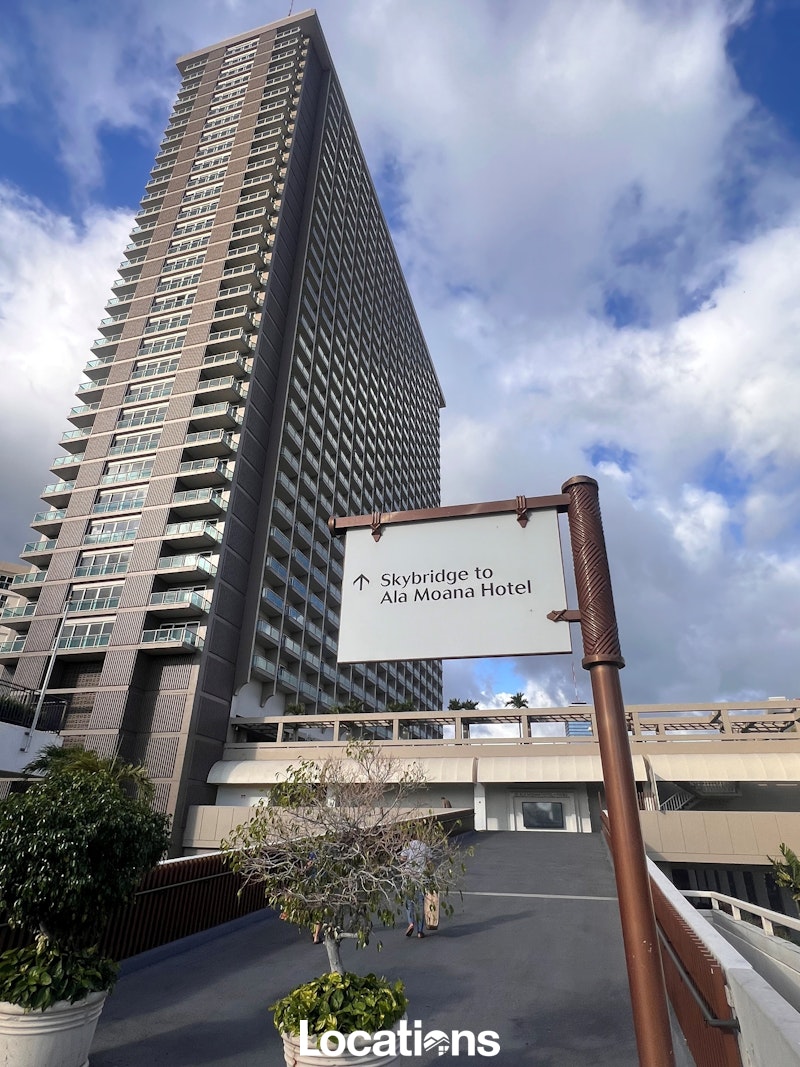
[423,1030,451,1055]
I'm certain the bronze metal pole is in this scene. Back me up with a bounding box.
[562,475,674,1067]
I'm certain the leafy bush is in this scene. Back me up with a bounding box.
[0,747,170,1009]
[0,939,118,1012]
[271,971,407,1036]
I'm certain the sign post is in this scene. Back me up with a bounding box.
[561,476,674,1067]
[331,480,675,1067]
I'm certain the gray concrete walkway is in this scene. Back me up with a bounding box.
[90,831,640,1066]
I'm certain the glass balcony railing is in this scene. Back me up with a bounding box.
[148,590,209,611]
[21,538,57,556]
[91,496,146,515]
[163,521,222,542]
[67,596,120,614]
[32,510,66,525]
[41,481,75,496]
[141,627,204,650]
[0,638,25,655]
[73,561,129,579]
[156,554,217,577]
[11,571,47,588]
[0,604,36,622]
[56,633,111,650]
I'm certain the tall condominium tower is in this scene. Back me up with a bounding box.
[1,10,444,846]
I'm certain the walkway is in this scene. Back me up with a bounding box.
[90,831,641,1066]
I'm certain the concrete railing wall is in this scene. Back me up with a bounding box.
[650,862,800,1067]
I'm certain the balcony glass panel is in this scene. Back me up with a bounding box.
[141,627,204,650]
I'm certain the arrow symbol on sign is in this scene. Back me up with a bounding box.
[353,574,370,590]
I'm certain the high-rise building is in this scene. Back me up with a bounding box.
[0,10,444,847]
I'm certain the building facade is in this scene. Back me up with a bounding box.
[0,11,444,846]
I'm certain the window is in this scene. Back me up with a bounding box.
[75,549,131,578]
[109,430,161,455]
[68,583,124,612]
[84,516,141,545]
[116,404,168,430]
[93,486,147,514]
[103,457,154,482]
[124,380,174,405]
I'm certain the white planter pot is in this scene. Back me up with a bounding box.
[0,990,107,1067]
[281,1017,405,1067]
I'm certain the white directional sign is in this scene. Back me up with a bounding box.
[337,510,571,662]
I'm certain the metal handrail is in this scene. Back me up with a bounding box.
[683,890,800,938]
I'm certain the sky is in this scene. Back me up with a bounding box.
[2,0,800,711]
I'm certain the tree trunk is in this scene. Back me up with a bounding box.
[325,935,344,975]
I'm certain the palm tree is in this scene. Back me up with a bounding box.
[505,692,529,709]
[25,744,155,802]
[448,698,480,710]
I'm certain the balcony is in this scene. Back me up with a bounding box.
[163,521,222,549]
[211,304,255,329]
[100,466,153,486]
[83,354,115,379]
[56,633,111,653]
[157,554,217,582]
[11,570,47,598]
[141,627,204,654]
[31,510,66,536]
[170,488,227,519]
[91,334,121,350]
[223,243,267,268]
[91,495,146,515]
[40,481,74,508]
[177,458,232,488]
[67,402,100,428]
[183,429,237,459]
[189,402,242,430]
[148,590,209,617]
[215,282,263,308]
[98,313,128,331]
[20,539,57,566]
[75,378,108,402]
[196,376,244,404]
[50,453,84,478]
[74,560,129,579]
[111,274,140,296]
[58,428,91,454]
[67,595,120,615]
[205,328,253,355]
[221,262,262,284]
[252,653,276,679]
[0,603,37,629]
[201,351,250,378]
[0,637,26,659]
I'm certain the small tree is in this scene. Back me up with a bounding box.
[223,742,466,977]
[505,692,529,709]
[0,745,170,1010]
[769,843,800,906]
[448,698,479,710]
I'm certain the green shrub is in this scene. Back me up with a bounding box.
[0,939,118,1012]
[271,971,407,1036]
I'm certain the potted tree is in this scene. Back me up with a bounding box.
[223,742,467,1066]
[0,746,170,1067]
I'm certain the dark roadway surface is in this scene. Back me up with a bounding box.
[89,831,654,1066]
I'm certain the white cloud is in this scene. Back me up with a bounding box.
[0,185,131,556]
[4,0,800,708]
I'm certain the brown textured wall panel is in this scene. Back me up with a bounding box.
[21,618,61,653]
[83,433,113,461]
[37,583,69,615]
[99,648,138,686]
[55,520,87,549]
[12,656,48,689]
[156,659,193,689]
[158,420,189,449]
[137,508,168,538]
[75,460,105,489]
[140,735,179,779]
[119,573,153,608]
[65,489,96,518]
[146,477,177,506]
[92,408,121,435]
[130,539,162,571]
[88,691,128,729]
[165,393,194,420]
[84,733,120,758]
[150,693,188,732]
[46,551,78,582]
[111,610,147,646]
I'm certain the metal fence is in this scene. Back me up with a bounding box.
[0,852,267,960]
